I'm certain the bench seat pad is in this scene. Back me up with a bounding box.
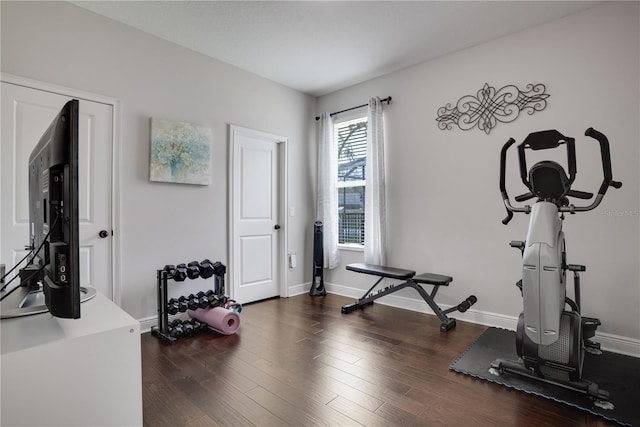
[346,263,415,280]
[413,272,452,286]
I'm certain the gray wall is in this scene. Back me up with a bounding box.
[1,1,317,321]
[317,2,640,352]
[2,1,638,353]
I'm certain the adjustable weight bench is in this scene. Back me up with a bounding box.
[342,263,477,332]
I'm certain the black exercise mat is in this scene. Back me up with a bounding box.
[449,327,640,426]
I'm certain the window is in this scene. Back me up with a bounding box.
[336,116,367,246]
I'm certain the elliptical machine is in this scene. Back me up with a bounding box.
[491,128,622,403]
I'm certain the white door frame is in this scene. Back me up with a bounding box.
[228,124,288,301]
[0,73,122,305]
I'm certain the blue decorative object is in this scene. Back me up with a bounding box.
[150,118,212,185]
[436,83,549,134]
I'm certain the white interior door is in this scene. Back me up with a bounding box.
[1,81,114,299]
[230,126,286,304]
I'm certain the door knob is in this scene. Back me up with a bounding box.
[99,230,110,238]
[274,224,281,230]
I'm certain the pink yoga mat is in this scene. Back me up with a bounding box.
[188,306,240,335]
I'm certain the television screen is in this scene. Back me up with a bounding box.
[27,99,81,318]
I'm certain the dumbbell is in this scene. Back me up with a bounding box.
[176,295,189,312]
[169,319,184,338]
[204,292,222,308]
[173,264,188,282]
[182,321,195,337]
[204,288,221,299]
[163,264,176,276]
[167,298,180,315]
[209,294,227,308]
[186,294,199,311]
[202,290,219,308]
[163,264,188,281]
[196,291,214,309]
[193,318,209,332]
[186,261,201,280]
[199,259,215,279]
[190,319,206,332]
[212,261,226,276]
[193,319,208,332]
[187,293,211,310]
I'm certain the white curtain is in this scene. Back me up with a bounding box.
[364,97,387,265]
[317,112,339,269]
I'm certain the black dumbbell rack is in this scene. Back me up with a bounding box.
[151,261,227,344]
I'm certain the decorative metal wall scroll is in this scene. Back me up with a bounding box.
[436,83,549,134]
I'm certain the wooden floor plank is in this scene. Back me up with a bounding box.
[327,395,391,427]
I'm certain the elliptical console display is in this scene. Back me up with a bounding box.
[492,128,622,404]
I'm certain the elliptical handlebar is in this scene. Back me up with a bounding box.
[559,128,622,213]
[500,137,527,224]
[499,128,622,224]
[584,127,623,193]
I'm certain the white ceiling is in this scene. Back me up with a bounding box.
[72,1,599,97]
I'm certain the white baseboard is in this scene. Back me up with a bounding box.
[324,282,518,329]
[321,282,640,357]
[288,282,312,297]
[139,316,156,333]
[138,282,640,357]
[594,332,640,357]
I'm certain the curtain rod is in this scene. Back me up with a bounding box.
[315,96,392,121]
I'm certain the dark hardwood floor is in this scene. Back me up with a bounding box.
[141,294,613,426]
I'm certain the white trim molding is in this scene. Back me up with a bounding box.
[143,282,640,357]
[323,283,640,357]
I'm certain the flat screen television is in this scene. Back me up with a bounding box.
[31,99,82,318]
[0,99,83,319]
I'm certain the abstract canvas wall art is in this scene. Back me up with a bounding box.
[150,118,212,185]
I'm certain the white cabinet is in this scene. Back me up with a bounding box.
[1,292,142,426]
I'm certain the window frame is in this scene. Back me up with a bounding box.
[334,113,368,250]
